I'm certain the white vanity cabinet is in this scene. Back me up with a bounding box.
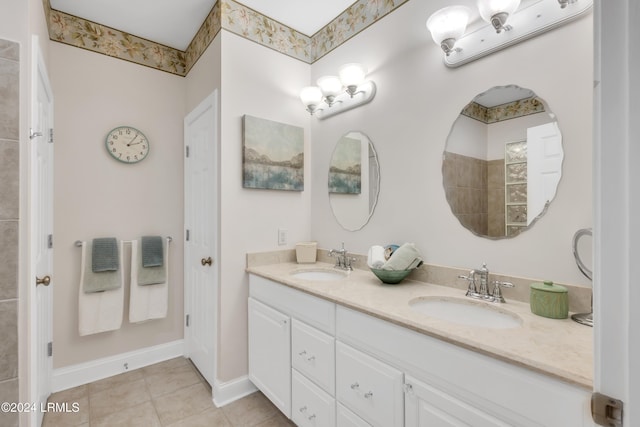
[248,298,291,417]
[337,306,594,427]
[249,274,337,425]
[248,274,594,427]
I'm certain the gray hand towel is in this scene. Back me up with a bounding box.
[84,242,121,293]
[92,238,119,272]
[142,236,164,267]
[138,239,167,286]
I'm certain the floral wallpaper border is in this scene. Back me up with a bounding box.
[44,0,409,76]
[461,98,546,124]
[45,0,187,76]
[310,0,409,62]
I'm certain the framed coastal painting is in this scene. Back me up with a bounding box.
[242,115,304,191]
[329,135,362,194]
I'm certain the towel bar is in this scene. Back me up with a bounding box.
[75,236,173,247]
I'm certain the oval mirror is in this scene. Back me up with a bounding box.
[329,131,380,231]
[443,85,563,238]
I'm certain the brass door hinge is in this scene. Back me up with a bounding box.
[592,392,623,426]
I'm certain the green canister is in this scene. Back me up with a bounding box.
[529,281,569,319]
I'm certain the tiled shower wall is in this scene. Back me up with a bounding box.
[443,152,488,235]
[487,159,506,237]
[0,38,20,427]
[443,152,507,237]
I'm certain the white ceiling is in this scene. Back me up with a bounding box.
[473,85,536,108]
[50,0,358,51]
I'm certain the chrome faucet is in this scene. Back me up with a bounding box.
[458,263,514,303]
[328,243,356,271]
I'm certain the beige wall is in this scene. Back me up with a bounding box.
[23,0,593,388]
[49,43,186,368]
[185,37,221,113]
[310,0,593,287]
[217,31,311,381]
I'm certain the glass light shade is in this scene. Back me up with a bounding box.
[339,63,367,87]
[299,86,323,106]
[477,0,521,23]
[426,6,471,45]
[317,75,344,98]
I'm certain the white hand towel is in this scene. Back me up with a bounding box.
[367,245,386,268]
[382,242,424,271]
[78,241,124,336]
[129,239,169,323]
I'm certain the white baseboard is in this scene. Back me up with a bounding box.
[52,339,184,392]
[212,375,258,407]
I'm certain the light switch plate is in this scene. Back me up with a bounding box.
[278,228,287,246]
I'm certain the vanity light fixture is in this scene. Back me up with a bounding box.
[300,63,376,119]
[557,0,578,8]
[426,6,471,55]
[477,0,521,33]
[426,0,593,67]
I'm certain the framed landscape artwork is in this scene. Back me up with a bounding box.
[329,135,362,194]
[242,115,304,191]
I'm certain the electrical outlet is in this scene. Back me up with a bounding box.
[278,228,288,246]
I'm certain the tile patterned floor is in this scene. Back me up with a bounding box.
[43,357,295,426]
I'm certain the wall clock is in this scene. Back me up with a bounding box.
[105,126,150,163]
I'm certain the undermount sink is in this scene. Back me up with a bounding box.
[409,297,522,329]
[290,269,347,281]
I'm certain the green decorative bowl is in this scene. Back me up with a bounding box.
[370,268,413,285]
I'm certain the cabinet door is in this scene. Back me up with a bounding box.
[405,375,511,427]
[248,298,291,417]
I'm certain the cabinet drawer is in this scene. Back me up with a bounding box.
[337,403,371,427]
[292,319,336,395]
[335,342,403,427]
[250,274,335,334]
[292,369,336,427]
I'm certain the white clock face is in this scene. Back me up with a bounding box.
[105,126,149,163]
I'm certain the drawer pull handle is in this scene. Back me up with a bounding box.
[299,406,307,413]
[364,391,374,399]
[299,350,307,356]
[351,382,359,390]
[307,355,315,362]
[308,414,316,421]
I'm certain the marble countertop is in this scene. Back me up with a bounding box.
[247,262,593,390]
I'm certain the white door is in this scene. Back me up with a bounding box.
[30,36,54,427]
[184,91,218,386]
[526,122,563,225]
[595,1,638,426]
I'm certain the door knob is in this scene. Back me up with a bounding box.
[201,257,213,266]
[36,275,51,286]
